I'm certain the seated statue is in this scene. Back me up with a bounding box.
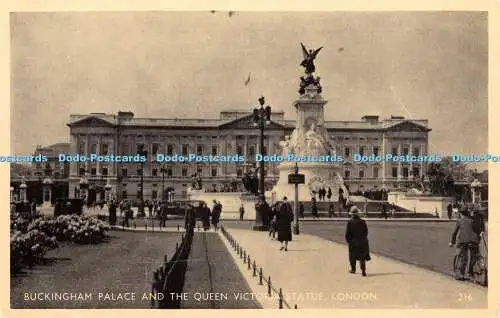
[279,135,291,156]
[303,123,330,155]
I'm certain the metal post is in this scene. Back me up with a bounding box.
[293,163,300,235]
[161,165,165,201]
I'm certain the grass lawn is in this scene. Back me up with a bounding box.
[11,230,182,308]
[181,232,261,309]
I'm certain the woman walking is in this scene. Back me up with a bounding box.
[345,206,371,276]
[276,197,294,251]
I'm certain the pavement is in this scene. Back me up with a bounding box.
[219,227,487,309]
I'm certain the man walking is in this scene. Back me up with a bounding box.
[276,197,294,251]
[311,197,319,219]
[345,206,371,276]
[239,204,245,221]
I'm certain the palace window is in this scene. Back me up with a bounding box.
[79,142,85,153]
[197,167,203,175]
[392,167,398,178]
[237,146,243,156]
[344,147,351,157]
[211,168,218,177]
[249,146,255,156]
[182,168,188,177]
[121,143,129,154]
[373,166,379,178]
[392,147,398,156]
[167,145,173,156]
[136,144,144,153]
[263,146,267,155]
[373,147,379,156]
[152,168,158,176]
[402,167,409,179]
[182,144,188,156]
[152,143,159,155]
[237,168,243,177]
[403,147,409,156]
[79,168,85,176]
[136,190,141,199]
[359,146,365,156]
[344,169,351,179]
[197,145,203,155]
[413,167,420,178]
[212,146,217,156]
[90,167,96,176]
[152,190,158,199]
[121,168,128,176]
[167,168,173,177]
[102,167,108,176]
[359,169,365,178]
[101,144,109,155]
[413,147,420,156]
[122,190,127,199]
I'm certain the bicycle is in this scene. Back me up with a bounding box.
[450,234,488,286]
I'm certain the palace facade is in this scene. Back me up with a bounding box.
[66,110,431,202]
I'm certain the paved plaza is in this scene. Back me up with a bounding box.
[219,228,487,308]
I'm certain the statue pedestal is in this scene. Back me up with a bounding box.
[269,161,346,203]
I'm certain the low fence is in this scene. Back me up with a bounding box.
[151,224,195,309]
[220,226,298,309]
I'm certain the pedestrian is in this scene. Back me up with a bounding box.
[123,204,130,227]
[212,202,221,231]
[299,202,304,218]
[381,203,388,220]
[202,202,211,231]
[311,197,319,219]
[109,200,117,226]
[452,203,459,219]
[345,206,371,276]
[276,197,293,251]
[239,203,245,221]
[327,187,332,201]
[269,203,278,239]
[447,203,453,220]
[148,201,153,217]
[159,202,167,228]
[328,202,335,218]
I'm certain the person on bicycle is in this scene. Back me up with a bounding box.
[449,207,483,280]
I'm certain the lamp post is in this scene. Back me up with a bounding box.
[137,148,148,217]
[160,163,167,202]
[252,96,272,231]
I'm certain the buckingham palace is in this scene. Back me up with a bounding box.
[64,109,431,202]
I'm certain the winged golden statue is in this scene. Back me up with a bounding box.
[300,42,323,74]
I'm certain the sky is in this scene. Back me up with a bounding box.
[10,11,488,166]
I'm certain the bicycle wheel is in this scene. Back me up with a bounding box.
[453,254,461,277]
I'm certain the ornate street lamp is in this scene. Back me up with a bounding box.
[137,148,148,217]
[42,177,54,206]
[19,177,28,203]
[160,163,168,202]
[252,96,272,231]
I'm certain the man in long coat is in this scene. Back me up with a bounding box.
[345,206,371,276]
[276,197,294,251]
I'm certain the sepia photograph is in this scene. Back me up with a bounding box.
[8,11,488,309]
